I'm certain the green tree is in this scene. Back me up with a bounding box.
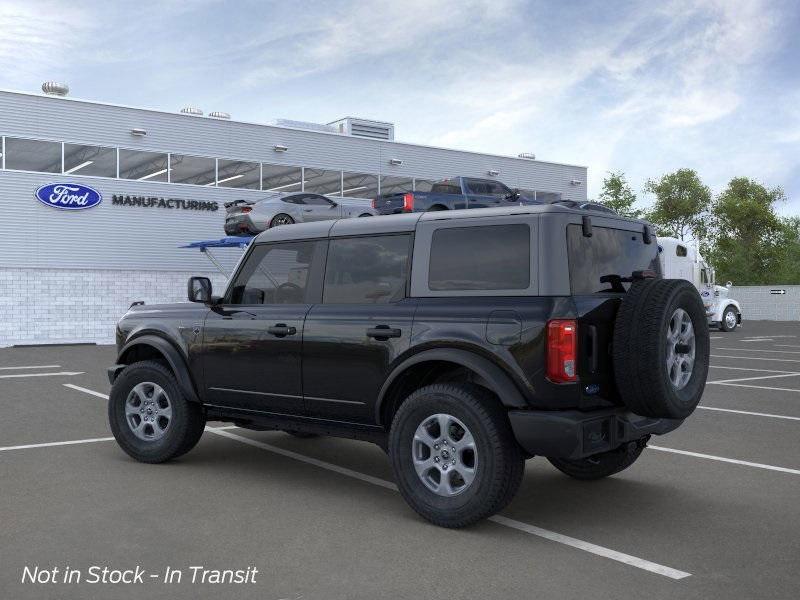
[707,177,786,285]
[597,171,640,218]
[643,169,711,241]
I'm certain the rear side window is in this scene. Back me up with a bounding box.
[431,181,462,195]
[567,225,661,294]
[324,235,410,303]
[429,225,530,290]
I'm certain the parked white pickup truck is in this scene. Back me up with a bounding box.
[658,237,742,331]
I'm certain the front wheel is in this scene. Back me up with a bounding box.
[108,361,205,463]
[389,384,525,528]
[547,440,647,480]
[720,306,738,332]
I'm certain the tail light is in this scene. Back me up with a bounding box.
[402,193,414,212]
[546,319,577,383]
[241,207,252,213]
[371,198,377,209]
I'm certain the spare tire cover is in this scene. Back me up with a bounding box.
[612,279,710,419]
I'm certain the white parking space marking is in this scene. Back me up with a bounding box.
[208,428,691,579]
[0,364,61,370]
[708,373,800,384]
[649,446,800,475]
[711,382,800,393]
[716,347,800,355]
[710,365,799,373]
[0,436,114,452]
[63,383,111,399]
[698,406,800,421]
[775,344,800,349]
[0,371,84,379]
[739,338,774,342]
[711,355,800,363]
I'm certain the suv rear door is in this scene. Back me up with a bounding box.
[200,239,326,413]
[301,232,416,423]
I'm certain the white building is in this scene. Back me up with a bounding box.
[0,85,588,346]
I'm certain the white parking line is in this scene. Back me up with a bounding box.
[710,365,800,373]
[717,347,800,355]
[208,428,691,580]
[698,406,800,421]
[710,382,800,393]
[775,344,800,349]
[63,383,110,399]
[711,355,800,363]
[0,436,114,452]
[0,364,61,370]
[708,373,800,384]
[0,371,84,379]
[739,338,773,342]
[649,446,800,475]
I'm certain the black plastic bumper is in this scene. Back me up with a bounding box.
[508,407,683,460]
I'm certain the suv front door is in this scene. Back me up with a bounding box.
[201,239,325,414]
[302,233,416,423]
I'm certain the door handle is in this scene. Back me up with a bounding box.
[267,323,297,337]
[303,208,313,212]
[366,326,402,340]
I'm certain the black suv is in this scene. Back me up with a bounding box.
[108,205,709,527]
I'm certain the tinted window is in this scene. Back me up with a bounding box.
[431,180,462,195]
[217,159,259,189]
[119,149,168,182]
[170,154,215,186]
[324,235,410,303]
[487,181,512,197]
[414,178,436,192]
[304,194,334,206]
[567,225,661,294]
[380,175,413,195]
[676,245,688,257]
[64,144,117,177]
[229,241,318,305]
[5,138,61,173]
[465,179,491,195]
[342,172,379,199]
[429,225,530,291]
[305,168,342,196]
[262,164,302,192]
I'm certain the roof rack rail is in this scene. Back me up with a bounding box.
[547,199,618,215]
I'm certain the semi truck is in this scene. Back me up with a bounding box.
[658,237,742,331]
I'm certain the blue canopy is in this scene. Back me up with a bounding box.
[180,236,253,249]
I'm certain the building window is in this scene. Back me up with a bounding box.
[379,175,413,196]
[63,144,117,177]
[304,168,342,196]
[262,164,302,192]
[170,154,216,186]
[217,159,260,189]
[341,172,379,199]
[429,225,530,291]
[4,137,61,173]
[534,191,562,203]
[119,149,169,182]
[324,235,410,304]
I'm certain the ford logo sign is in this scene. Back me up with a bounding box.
[35,183,102,210]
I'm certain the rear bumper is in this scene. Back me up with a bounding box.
[508,407,683,460]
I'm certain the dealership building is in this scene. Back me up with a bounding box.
[0,84,588,346]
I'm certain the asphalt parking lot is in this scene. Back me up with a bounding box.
[2,321,799,599]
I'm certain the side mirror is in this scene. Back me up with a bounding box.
[188,276,212,303]
[329,200,338,208]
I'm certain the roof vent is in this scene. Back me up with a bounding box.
[180,106,203,116]
[518,152,536,160]
[328,117,395,141]
[42,82,69,96]
[208,111,231,119]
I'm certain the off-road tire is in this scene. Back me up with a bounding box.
[720,306,738,332]
[613,278,710,419]
[548,440,647,480]
[389,383,525,528]
[108,360,206,463]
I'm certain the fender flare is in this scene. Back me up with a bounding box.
[375,348,528,423]
[114,335,201,403]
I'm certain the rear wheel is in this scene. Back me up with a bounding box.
[270,213,294,227]
[548,439,647,480]
[389,383,524,528]
[108,361,205,463]
[720,306,738,332]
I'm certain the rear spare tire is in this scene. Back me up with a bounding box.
[613,279,709,419]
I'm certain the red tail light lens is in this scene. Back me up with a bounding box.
[371,198,377,209]
[241,207,252,213]
[402,193,414,212]
[546,319,577,383]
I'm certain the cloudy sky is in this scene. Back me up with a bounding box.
[1,0,798,212]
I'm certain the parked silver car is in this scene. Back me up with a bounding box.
[224,192,375,235]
